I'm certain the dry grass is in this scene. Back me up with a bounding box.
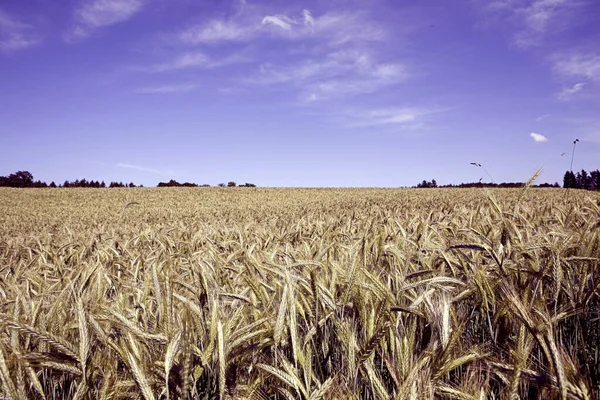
[0,187,599,399]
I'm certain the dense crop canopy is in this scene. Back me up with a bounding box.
[0,187,599,399]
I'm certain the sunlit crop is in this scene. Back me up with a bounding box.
[0,187,599,399]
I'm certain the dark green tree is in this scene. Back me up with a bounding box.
[591,170,600,191]
[563,171,577,188]
[576,169,590,190]
[1,171,35,187]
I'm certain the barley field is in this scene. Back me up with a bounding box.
[0,187,599,400]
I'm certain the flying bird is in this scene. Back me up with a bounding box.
[561,152,566,156]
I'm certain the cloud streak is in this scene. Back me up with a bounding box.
[68,0,144,42]
[153,52,209,72]
[516,0,569,46]
[0,9,39,52]
[134,83,198,93]
[530,132,548,142]
[247,49,407,101]
[365,108,426,125]
[179,19,256,44]
[553,53,600,82]
[303,9,314,28]
[558,82,585,99]
[484,0,583,48]
[338,107,440,129]
[117,5,403,109]
[159,6,399,105]
[262,9,315,32]
[536,114,551,121]
[480,1,595,101]
[144,51,249,73]
[262,14,294,30]
[116,163,174,175]
[179,8,385,45]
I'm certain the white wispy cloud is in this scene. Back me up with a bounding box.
[78,0,143,27]
[262,9,315,32]
[315,11,386,45]
[179,9,384,45]
[68,0,144,42]
[557,82,585,99]
[0,10,26,31]
[339,107,439,129]
[530,132,548,142]
[116,163,174,175]
[145,51,250,73]
[521,0,566,31]
[553,53,600,81]
[134,83,197,93]
[0,34,38,51]
[180,19,257,44]
[303,74,404,102]
[366,108,425,125]
[262,14,295,30]
[303,9,314,29]
[168,7,401,102]
[536,113,551,121]
[153,52,210,72]
[483,0,584,48]
[255,11,393,99]
[248,49,406,101]
[372,63,405,79]
[480,1,594,98]
[0,9,40,52]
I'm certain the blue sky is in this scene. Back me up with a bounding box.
[1,0,599,187]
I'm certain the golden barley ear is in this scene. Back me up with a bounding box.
[126,350,156,400]
[0,341,19,400]
[1,319,79,362]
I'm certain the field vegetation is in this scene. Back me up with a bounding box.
[0,187,599,399]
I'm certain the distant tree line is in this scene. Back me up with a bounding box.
[0,171,141,188]
[563,169,600,191]
[446,182,559,189]
[157,180,256,187]
[62,180,140,188]
[0,171,260,188]
[157,179,203,187]
[413,179,560,189]
[11,168,599,190]
[416,179,438,188]
[0,171,48,188]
